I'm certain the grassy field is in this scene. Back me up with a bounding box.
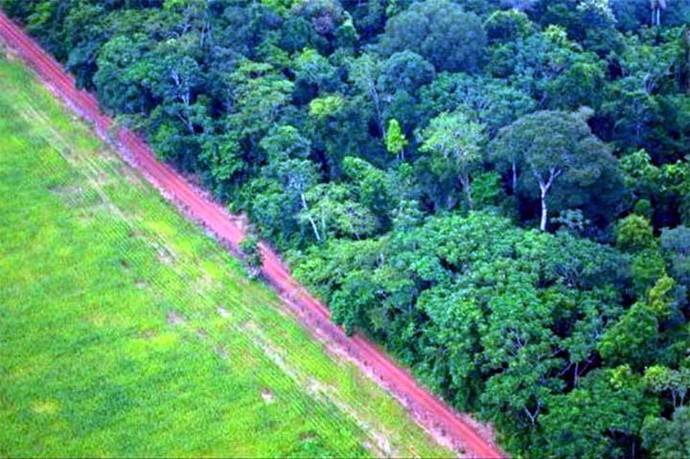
[0,55,451,458]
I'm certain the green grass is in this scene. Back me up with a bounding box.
[0,55,451,458]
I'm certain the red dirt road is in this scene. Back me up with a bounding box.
[0,11,504,458]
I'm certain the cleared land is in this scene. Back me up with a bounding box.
[0,56,452,458]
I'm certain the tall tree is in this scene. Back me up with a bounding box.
[643,407,690,458]
[378,0,487,72]
[490,110,620,230]
[419,112,485,209]
[385,119,407,161]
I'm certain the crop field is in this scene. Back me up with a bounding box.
[0,55,451,458]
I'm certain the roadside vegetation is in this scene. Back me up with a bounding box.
[3,0,690,456]
[0,56,451,458]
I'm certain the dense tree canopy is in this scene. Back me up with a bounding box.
[490,110,622,230]
[378,0,487,72]
[4,0,690,456]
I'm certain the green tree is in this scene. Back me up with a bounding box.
[228,61,294,146]
[294,48,340,93]
[489,26,606,110]
[348,53,386,136]
[239,234,263,278]
[643,407,690,459]
[94,34,152,115]
[379,0,487,72]
[299,183,379,241]
[644,365,690,408]
[419,73,536,138]
[385,119,407,161]
[419,111,485,209]
[661,226,690,288]
[616,214,656,252]
[490,110,620,230]
[378,50,436,96]
[598,275,676,369]
[484,9,535,45]
[342,156,393,223]
[538,367,658,458]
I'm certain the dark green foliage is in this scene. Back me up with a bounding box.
[643,407,690,459]
[294,212,636,449]
[6,0,690,455]
[239,233,263,278]
[490,110,623,230]
[484,9,535,44]
[378,0,487,72]
[661,226,690,289]
[538,367,658,459]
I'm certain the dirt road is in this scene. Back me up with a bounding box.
[0,11,504,458]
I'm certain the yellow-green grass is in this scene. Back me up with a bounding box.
[0,55,451,458]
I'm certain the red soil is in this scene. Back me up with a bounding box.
[0,11,504,458]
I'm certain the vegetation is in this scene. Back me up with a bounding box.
[3,0,690,456]
[0,57,451,458]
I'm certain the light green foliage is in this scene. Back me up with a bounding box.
[420,111,486,209]
[631,249,667,296]
[470,171,504,209]
[200,132,244,188]
[299,183,379,240]
[647,275,676,317]
[308,94,344,119]
[229,61,294,142]
[616,214,657,252]
[620,149,659,194]
[598,301,659,369]
[644,365,690,408]
[384,119,407,160]
[0,58,450,459]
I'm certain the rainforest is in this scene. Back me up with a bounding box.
[3,0,690,457]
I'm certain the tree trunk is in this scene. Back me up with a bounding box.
[540,183,548,231]
[460,173,473,210]
[301,193,321,242]
[536,168,561,231]
[511,160,518,194]
[370,85,385,137]
[684,28,690,94]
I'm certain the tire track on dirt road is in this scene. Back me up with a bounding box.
[0,11,504,458]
